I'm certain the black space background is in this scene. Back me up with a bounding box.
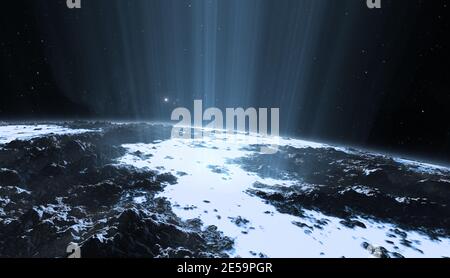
[0,0,450,164]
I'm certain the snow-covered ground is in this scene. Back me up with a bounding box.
[0,125,96,145]
[2,124,449,258]
[117,131,450,258]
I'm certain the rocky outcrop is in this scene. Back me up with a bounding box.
[0,123,233,258]
[238,145,450,238]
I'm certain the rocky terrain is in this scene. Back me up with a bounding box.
[0,122,233,258]
[1,121,450,258]
[237,145,450,257]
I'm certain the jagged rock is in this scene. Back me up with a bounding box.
[0,168,21,186]
[242,145,450,238]
[365,243,390,258]
[80,208,231,258]
[229,216,250,228]
[0,123,233,258]
[71,181,123,207]
[339,219,367,229]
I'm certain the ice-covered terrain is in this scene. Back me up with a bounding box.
[118,130,450,258]
[0,124,96,144]
[1,122,450,258]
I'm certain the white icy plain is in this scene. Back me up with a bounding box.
[0,125,95,145]
[2,124,449,258]
[117,130,450,258]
